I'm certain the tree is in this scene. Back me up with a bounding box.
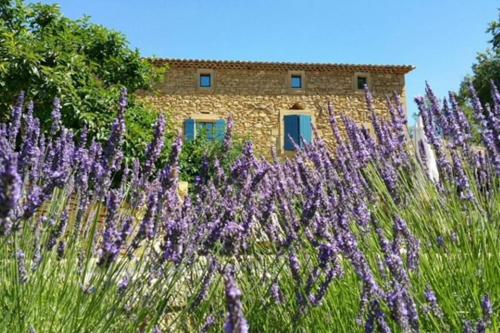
[0,0,166,161]
[459,9,500,104]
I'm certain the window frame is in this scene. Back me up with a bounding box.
[196,69,215,91]
[196,120,216,140]
[291,75,302,89]
[357,76,368,90]
[287,70,305,93]
[353,72,371,93]
[184,114,227,142]
[199,74,212,88]
[279,109,314,154]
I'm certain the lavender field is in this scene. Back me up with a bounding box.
[0,84,498,332]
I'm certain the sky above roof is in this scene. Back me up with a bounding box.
[30,0,498,125]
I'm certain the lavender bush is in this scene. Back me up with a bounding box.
[0,84,498,332]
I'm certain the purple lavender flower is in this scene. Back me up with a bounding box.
[192,257,219,307]
[365,299,392,333]
[144,113,166,176]
[118,275,130,294]
[103,88,127,172]
[223,267,249,333]
[424,286,443,318]
[32,220,42,272]
[425,82,451,136]
[326,102,343,144]
[318,242,338,269]
[270,282,284,304]
[17,250,28,285]
[364,87,386,147]
[57,240,66,260]
[415,96,452,180]
[451,150,474,201]
[223,116,234,152]
[201,315,216,333]
[449,93,472,142]
[343,116,371,166]
[481,295,493,325]
[464,320,474,333]
[394,217,420,271]
[380,162,399,200]
[51,97,62,135]
[0,153,21,230]
[132,191,159,248]
[47,210,69,251]
[159,135,183,193]
[8,91,25,145]
[309,268,336,306]
[119,216,134,246]
[436,236,445,248]
[22,186,43,220]
[468,82,500,175]
[374,222,409,285]
[386,286,410,331]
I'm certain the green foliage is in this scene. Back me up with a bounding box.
[0,0,166,160]
[459,9,500,104]
[179,132,245,183]
[455,9,499,144]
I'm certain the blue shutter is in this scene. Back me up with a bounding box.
[214,119,226,142]
[284,115,299,151]
[299,115,312,146]
[184,119,196,141]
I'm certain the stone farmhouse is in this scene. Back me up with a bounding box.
[141,59,414,158]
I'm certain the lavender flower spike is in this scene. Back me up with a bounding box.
[51,97,62,135]
[9,91,25,144]
[223,116,234,152]
[424,286,443,318]
[223,267,249,333]
[468,82,499,175]
[144,113,166,176]
[103,88,128,171]
[0,153,22,235]
[17,250,28,285]
[480,295,493,328]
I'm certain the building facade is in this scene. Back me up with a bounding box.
[141,59,414,158]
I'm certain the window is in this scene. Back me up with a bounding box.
[357,76,368,90]
[196,121,215,141]
[283,115,312,151]
[199,74,211,88]
[184,118,227,142]
[291,75,302,89]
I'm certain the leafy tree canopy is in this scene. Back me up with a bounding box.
[0,0,167,161]
[459,9,500,104]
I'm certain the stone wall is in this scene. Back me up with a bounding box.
[140,63,409,159]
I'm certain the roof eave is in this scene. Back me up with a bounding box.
[146,58,415,74]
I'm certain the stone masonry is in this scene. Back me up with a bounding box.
[140,59,414,159]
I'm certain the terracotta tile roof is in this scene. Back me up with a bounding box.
[148,58,415,74]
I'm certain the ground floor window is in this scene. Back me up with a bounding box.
[196,121,216,140]
[184,118,226,142]
[283,114,312,150]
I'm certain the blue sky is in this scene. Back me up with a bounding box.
[30,0,498,124]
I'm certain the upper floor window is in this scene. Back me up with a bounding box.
[357,76,368,90]
[199,74,212,88]
[291,75,302,89]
